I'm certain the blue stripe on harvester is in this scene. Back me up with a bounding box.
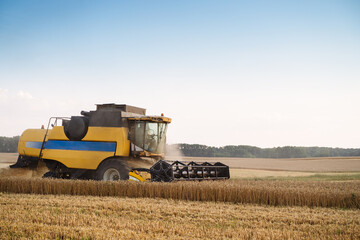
[26,140,116,152]
[26,141,43,149]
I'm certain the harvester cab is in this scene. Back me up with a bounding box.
[128,116,170,159]
[10,104,230,182]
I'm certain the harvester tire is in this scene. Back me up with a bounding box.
[95,158,129,181]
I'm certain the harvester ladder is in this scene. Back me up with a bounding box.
[38,125,50,161]
[37,117,57,161]
[37,117,70,161]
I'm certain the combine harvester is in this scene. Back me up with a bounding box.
[11,104,230,182]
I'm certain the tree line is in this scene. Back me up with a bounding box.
[167,144,360,158]
[1,136,359,158]
[0,136,20,153]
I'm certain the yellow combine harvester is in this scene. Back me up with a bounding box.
[11,104,230,182]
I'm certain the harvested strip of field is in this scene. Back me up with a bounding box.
[0,153,17,163]
[0,193,359,240]
[0,178,359,208]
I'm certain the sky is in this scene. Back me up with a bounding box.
[0,0,359,148]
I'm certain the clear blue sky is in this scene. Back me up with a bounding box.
[0,0,359,147]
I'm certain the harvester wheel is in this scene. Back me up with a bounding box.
[95,158,129,181]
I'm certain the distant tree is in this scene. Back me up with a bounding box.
[0,136,19,152]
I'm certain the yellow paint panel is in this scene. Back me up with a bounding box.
[19,126,131,169]
[43,149,114,169]
[48,126,67,140]
[82,127,130,156]
[48,126,130,156]
[18,129,48,157]
[129,171,146,182]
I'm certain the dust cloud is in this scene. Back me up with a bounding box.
[0,161,49,179]
[126,144,185,169]
[165,144,184,161]
[127,158,156,169]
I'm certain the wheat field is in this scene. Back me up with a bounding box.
[0,177,359,208]
[0,193,359,240]
[1,153,360,239]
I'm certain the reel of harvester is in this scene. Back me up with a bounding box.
[137,160,230,182]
